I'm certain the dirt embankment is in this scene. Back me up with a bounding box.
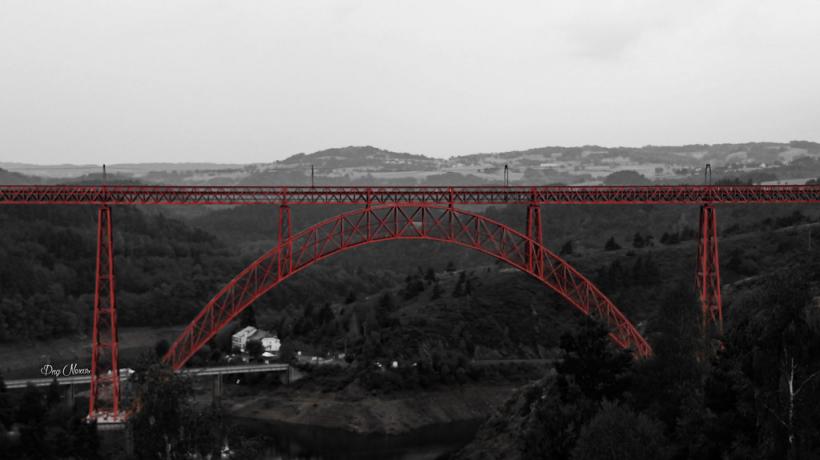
[223,384,517,435]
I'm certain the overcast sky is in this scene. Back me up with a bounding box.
[1,1,819,165]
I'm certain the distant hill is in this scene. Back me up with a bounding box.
[0,162,245,180]
[279,145,439,170]
[4,141,820,186]
[0,168,40,185]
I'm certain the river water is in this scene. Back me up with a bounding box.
[233,419,482,460]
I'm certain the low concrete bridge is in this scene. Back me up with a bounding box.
[5,362,295,415]
[4,362,293,393]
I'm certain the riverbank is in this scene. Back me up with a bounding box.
[223,383,518,435]
[230,417,482,460]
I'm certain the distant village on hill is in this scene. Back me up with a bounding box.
[3,141,820,187]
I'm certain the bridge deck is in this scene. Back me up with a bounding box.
[1,184,820,205]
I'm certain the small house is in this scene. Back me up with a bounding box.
[261,336,281,354]
[231,326,257,352]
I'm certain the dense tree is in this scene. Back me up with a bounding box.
[46,378,61,407]
[130,363,225,459]
[556,319,632,402]
[15,384,48,458]
[239,306,257,328]
[512,319,635,459]
[64,417,100,460]
[571,402,669,460]
[632,232,645,248]
[401,274,425,299]
[431,282,444,300]
[278,341,297,363]
[424,267,437,283]
[632,254,661,286]
[246,340,263,359]
[604,236,621,251]
[0,371,12,430]
[154,339,171,359]
[603,170,651,185]
[631,282,704,439]
[717,267,820,459]
[0,369,100,459]
[597,259,627,291]
[679,226,697,241]
[453,271,467,297]
[654,266,820,460]
[130,364,191,459]
[660,231,681,245]
[16,384,45,427]
[726,247,760,276]
[378,293,395,311]
[597,255,662,291]
[316,303,335,325]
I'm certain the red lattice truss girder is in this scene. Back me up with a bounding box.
[1,184,820,205]
[163,204,652,370]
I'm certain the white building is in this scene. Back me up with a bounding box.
[231,326,257,352]
[261,336,281,354]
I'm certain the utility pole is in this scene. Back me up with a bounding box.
[504,164,509,186]
[311,165,315,188]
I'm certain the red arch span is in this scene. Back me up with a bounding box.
[163,205,652,369]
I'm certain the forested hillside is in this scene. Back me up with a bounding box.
[0,206,246,341]
[455,255,820,459]
[0,204,405,344]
